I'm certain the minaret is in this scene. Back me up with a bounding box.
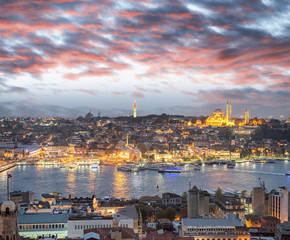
[226,101,229,126]
[133,101,137,118]
[245,108,249,125]
[229,102,232,122]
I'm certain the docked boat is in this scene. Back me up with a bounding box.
[117,164,140,172]
[227,163,235,169]
[158,167,181,173]
[266,159,276,163]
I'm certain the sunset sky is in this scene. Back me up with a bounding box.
[0,0,289,118]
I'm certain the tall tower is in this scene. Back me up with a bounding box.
[187,187,209,218]
[226,101,229,126]
[245,108,249,125]
[133,101,137,118]
[229,102,232,121]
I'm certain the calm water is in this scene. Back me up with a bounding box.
[0,160,289,201]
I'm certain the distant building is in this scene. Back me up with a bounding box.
[10,191,35,205]
[187,188,209,218]
[261,216,280,233]
[68,206,141,238]
[162,193,181,207]
[215,197,245,218]
[139,196,162,205]
[84,227,136,240]
[245,215,261,228]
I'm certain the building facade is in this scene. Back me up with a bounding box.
[187,188,209,218]
[268,187,288,223]
[252,186,265,216]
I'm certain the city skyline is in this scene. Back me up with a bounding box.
[0,0,290,118]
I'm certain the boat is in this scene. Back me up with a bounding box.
[194,164,200,171]
[67,163,78,169]
[266,159,276,163]
[117,164,140,172]
[158,167,181,173]
[90,162,99,169]
[285,171,290,176]
[227,163,235,169]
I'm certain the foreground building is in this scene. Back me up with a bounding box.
[187,188,209,218]
[0,201,18,240]
[180,213,250,240]
[18,213,69,238]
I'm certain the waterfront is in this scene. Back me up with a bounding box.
[0,160,289,201]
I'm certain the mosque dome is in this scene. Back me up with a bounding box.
[213,109,224,114]
[1,200,16,214]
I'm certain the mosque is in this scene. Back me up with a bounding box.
[205,102,250,127]
[205,102,235,127]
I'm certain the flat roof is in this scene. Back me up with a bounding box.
[18,213,69,224]
[182,216,242,227]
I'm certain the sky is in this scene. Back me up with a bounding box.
[0,0,289,118]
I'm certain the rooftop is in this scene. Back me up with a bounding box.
[18,213,69,224]
[182,214,242,227]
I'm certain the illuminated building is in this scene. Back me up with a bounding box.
[133,101,137,118]
[245,109,249,125]
[205,102,234,127]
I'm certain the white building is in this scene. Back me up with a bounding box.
[268,187,288,223]
[67,218,114,238]
[68,207,141,238]
[180,213,250,240]
[18,213,69,238]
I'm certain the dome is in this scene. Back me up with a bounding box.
[1,200,16,214]
[213,109,224,114]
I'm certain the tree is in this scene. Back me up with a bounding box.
[241,190,247,197]
[165,206,176,221]
[137,204,148,222]
[215,187,224,198]
[156,209,166,219]
[138,144,147,156]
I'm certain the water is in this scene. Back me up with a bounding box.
[0,160,289,201]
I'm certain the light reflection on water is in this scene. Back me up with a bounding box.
[0,160,289,201]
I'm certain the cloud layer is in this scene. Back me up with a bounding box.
[0,0,289,117]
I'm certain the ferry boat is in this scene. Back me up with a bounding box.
[158,167,181,173]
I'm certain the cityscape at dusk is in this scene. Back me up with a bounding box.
[0,0,290,239]
[0,0,290,117]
